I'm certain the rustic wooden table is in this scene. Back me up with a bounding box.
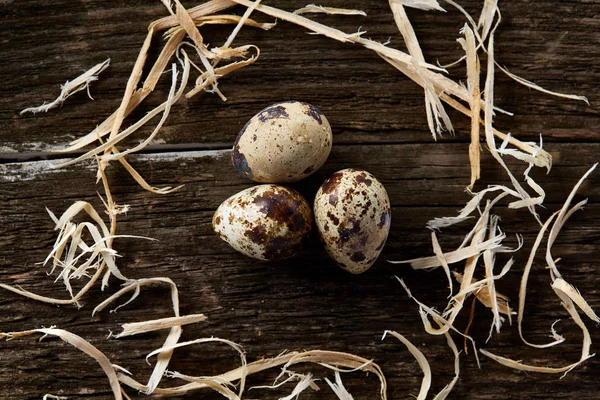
[1,1,599,399]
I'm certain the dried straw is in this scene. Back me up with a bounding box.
[294,4,367,16]
[21,59,110,115]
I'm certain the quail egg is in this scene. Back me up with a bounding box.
[232,101,332,183]
[213,184,312,261]
[314,169,391,274]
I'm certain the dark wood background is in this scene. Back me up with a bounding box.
[1,0,599,399]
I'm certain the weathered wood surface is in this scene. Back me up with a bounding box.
[1,0,599,155]
[1,0,599,399]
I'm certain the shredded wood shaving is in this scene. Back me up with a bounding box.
[497,64,589,105]
[147,337,248,398]
[546,163,598,280]
[294,4,367,16]
[431,231,453,297]
[21,59,110,115]
[91,277,182,394]
[383,331,431,400]
[389,0,453,138]
[482,32,543,222]
[477,0,499,41]
[453,272,515,318]
[56,56,190,168]
[278,350,387,400]
[482,164,598,375]
[517,212,566,348]
[482,217,503,338]
[396,0,445,11]
[396,278,479,366]
[2,328,123,400]
[219,1,264,53]
[391,234,507,269]
[0,186,142,306]
[383,328,460,400]
[481,284,594,376]
[119,352,297,396]
[432,330,460,400]
[445,0,589,105]
[427,186,506,230]
[325,371,354,400]
[116,314,207,338]
[552,278,599,323]
[458,24,481,188]
[43,395,68,400]
[279,373,318,399]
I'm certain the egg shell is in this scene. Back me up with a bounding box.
[213,185,312,261]
[314,169,391,274]
[232,101,332,183]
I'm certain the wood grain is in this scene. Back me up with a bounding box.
[0,0,599,399]
[1,144,599,399]
[1,0,599,155]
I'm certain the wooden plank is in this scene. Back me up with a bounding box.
[1,0,599,153]
[0,143,598,398]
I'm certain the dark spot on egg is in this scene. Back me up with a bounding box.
[252,188,310,233]
[321,171,344,194]
[378,208,391,228]
[327,211,340,226]
[338,219,361,243]
[350,251,366,262]
[302,102,324,125]
[303,166,314,175]
[214,216,222,225]
[244,226,301,260]
[252,134,257,142]
[328,193,338,206]
[258,105,290,122]
[263,236,303,260]
[232,145,253,179]
[355,172,373,186]
[360,199,372,217]
[245,224,268,245]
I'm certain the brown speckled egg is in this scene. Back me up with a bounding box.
[213,185,312,261]
[314,169,391,274]
[232,101,332,183]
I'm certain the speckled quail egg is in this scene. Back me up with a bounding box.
[213,184,313,261]
[314,169,391,274]
[232,101,332,183]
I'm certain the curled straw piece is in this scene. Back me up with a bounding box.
[482,164,598,375]
[397,0,445,12]
[325,371,354,400]
[383,331,431,400]
[389,0,453,138]
[293,4,367,16]
[118,352,298,396]
[115,314,208,338]
[278,350,388,400]
[0,191,141,306]
[2,328,123,400]
[382,328,460,400]
[146,337,248,398]
[21,59,110,115]
[92,277,183,394]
